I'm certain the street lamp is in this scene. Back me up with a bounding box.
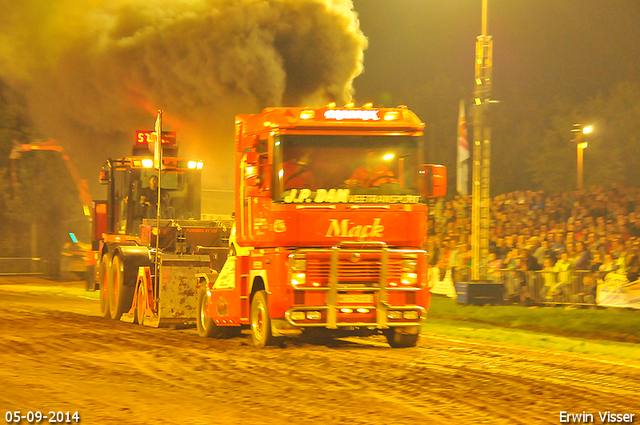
[573,124,593,190]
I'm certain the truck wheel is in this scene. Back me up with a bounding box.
[196,287,220,338]
[384,327,420,348]
[108,254,134,320]
[250,290,274,348]
[99,255,111,319]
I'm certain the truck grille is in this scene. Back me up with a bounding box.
[306,253,403,286]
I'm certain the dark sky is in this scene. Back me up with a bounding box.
[351,0,640,108]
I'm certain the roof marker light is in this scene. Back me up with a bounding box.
[300,110,315,120]
[383,111,400,121]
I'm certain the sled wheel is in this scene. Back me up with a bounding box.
[250,290,274,348]
[108,254,134,320]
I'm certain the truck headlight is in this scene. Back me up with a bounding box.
[403,311,419,320]
[402,255,418,272]
[401,272,418,285]
[306,311,321,320]
[291,273,306,286]
[290,254,306,272]
[291,311,306,321]
[387,311,402,320]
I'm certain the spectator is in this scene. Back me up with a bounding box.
[532,237,546,267]
[574,220,585,241]
[600,253,618,277]
[625,242,640,282]
[525,245,542,272]
[491,236,508,260]
[426,238,440,267]
[438,238,453,280]
[630,218,640,238]
[581,272,597,305]
[551,251,573,300]
[503,247,519,269]
[566,243,579,266]
[487,252,503,280]
[540,258,557,301]
[514,256,530,304]
[551,232,566,254]
[590,252,603,275]
[573,241,591,270]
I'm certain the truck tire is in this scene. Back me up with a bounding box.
[99,255,111,319]
[384,327,420,348]
[108,253,135,320]
[250,290,274,348]
[196,287,220,338]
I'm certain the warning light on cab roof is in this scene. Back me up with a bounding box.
[300,110,315,120]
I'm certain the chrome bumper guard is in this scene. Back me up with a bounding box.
[285,241,427,329]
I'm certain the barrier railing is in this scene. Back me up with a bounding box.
[434,267,600,306]
[0,257,42,276]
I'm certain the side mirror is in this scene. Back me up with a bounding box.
[245,151,259,166]
[246,175,259,187]
[244,152,261,188]
[420,164,447,198]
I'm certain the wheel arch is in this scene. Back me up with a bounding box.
[249,274,267,304]
[195,271,219,292]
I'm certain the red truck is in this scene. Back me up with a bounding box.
[196,105,446,348]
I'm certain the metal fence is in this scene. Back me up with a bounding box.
[0,257,42,276]
[452,268,599,306]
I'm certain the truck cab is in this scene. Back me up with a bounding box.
[197,105,446,348]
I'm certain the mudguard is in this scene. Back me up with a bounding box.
[116,245,153,287]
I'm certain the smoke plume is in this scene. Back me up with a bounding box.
[0,0,367,206]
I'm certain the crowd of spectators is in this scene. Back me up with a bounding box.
[425,184,640,302]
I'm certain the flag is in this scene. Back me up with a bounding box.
[154,110,162,169]
[456,100,469,196]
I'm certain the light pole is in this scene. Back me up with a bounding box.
[573,124,592,190]
[471,0,493,281]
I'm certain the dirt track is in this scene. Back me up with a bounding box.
[1,278,639,425]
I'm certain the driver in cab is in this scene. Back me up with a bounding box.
[140,175,165,218]
[346,151,397,188]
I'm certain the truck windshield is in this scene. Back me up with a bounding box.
[274,134,421,204]
[137,168,201,220]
